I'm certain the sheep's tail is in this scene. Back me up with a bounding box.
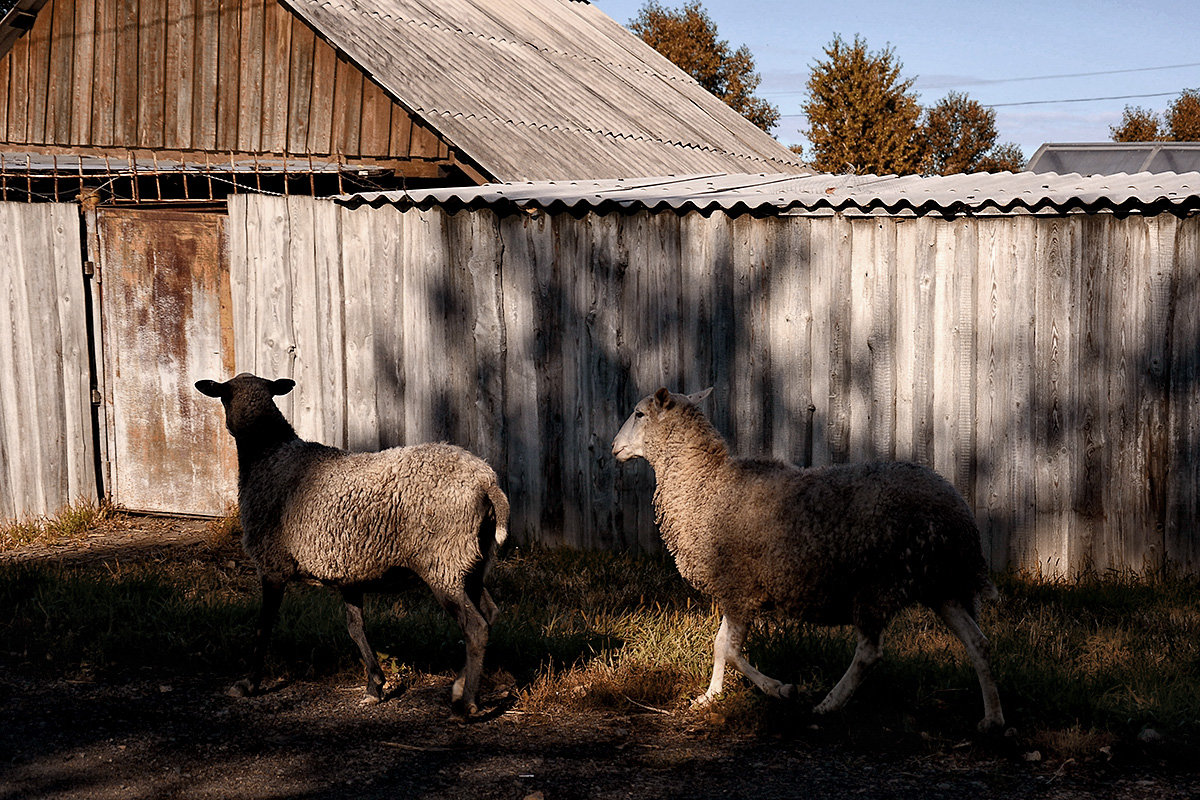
[484,481,510,548]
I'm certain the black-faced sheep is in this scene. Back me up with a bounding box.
[195,373,508,715]
[612,388,1005,732]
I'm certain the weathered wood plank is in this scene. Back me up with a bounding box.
[807,213,833,467]
[7,28,30,144]
[235,0,264,153]
[262,0,292,153]
[973,218,1013,569]
[768,216,811,466]
[189,0,218,151]
[24,0,50,143]
[341,205,380,452]
[47,0,77,144]
[1166,217,1200,569]
[307,30,337,155]
[215,0,243,151]
[332,54,363,157]
[893,218,918,463]
[137,0,166,147]
[47,204,93,503]
[287,17,316,156]
[499,212,545,544]
[164,0,195,149]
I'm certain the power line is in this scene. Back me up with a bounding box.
[958,61,1200,85]
[985,90,1183,108]
[759,61,1200,97]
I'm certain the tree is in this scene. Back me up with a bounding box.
[630,2,779,132]
[920,92,1025,174]
[1110,105,1163,142]
[802,35,922,175]
[1165,89,1200,140]
[975,142,1026,173]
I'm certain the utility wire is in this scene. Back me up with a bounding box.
[985,90,1183,108]
[760,61,1200,97]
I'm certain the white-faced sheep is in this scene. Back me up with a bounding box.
[195,373,508,715]
[612,388,1005,732]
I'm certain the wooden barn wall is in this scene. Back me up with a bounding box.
[0,0,450,160]
[229,196,1200,576]
[0,202,94,521]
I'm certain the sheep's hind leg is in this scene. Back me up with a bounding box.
[813,627,882,715]
[696,614,796,707]
[230,577,285,697]
[936,599,1005,733]
[341,586,385,704]
[435,587,489,717]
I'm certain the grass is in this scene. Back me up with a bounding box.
[1,535,1197,762]
[0,498,116,549]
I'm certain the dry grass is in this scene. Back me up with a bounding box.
[0,538,1196,761]
[0,498,120,550]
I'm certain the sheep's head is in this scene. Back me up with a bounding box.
[612,387,713,463]
[195,373,296,438]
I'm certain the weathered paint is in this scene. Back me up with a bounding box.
[96,208,236,516]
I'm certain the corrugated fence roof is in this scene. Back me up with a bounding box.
[280,0,806,182]
[339,170,1200,217]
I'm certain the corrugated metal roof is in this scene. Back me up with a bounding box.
[279,0,806,182]
[1027,142,1200,176]
[0,0,46,60]
[338,170,1200,217]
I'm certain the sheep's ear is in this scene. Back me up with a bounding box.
[687,387,713,405]
[270,378,296,396]
[653,387,675,409]
[195,379,226,398]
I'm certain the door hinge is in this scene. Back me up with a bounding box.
[83,260,96,278]
[91,389,102,405]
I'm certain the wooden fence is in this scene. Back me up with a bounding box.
[229,195,1200,575]
[0,202,94,521]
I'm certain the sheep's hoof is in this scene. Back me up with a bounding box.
[691,692,717,710]
[360,693,383,707]
[451,699,478,718]
[226,679,256,698]
[977,716,1006,735]
[812,698,839,716]
[776,683,797,700]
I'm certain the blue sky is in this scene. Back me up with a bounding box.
[592,0,1200,161]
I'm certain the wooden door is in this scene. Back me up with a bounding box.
[95,209,237,516]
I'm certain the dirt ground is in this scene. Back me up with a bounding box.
[2,521,1197,800]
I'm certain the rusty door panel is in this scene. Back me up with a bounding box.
[96,209,237,516]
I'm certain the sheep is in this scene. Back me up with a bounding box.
[612,387,1005,732]
[195,372,508,716]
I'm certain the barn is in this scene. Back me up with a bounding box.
[3,1,1198,576]
[0,0,802,520]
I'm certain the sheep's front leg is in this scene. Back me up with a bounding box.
[230,577,285,697]
[341,586,385,704]
[695,614,795,707]
[813,627,882,715]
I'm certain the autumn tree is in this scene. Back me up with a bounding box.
[630,1,779,132]
[1110,105,1163,141]
[920,92,1025,174]
[1165,89,1200,140]
[802,35,922,175]
[975,142,1026,173]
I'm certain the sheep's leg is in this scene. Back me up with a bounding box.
[340,586,385,704]
[813,627,882,715]
[936,599,1006,733]
[230,577,285,697]
[479,588,500,626]
[435,587,489,716]
[696,614,795,707]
